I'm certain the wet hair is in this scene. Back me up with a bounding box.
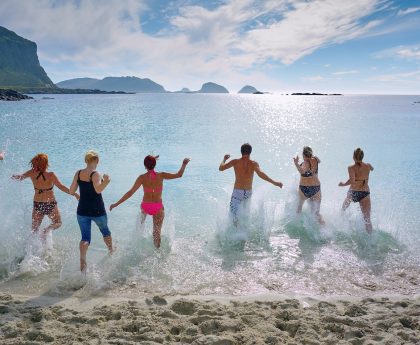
[353,148,364,165]
[303,146,313,158]
[241,143,252,155]
[30,153,48,173]
[85,150,99,164]
[144,155,157,170]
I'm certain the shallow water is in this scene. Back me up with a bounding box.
[0,94,419,297]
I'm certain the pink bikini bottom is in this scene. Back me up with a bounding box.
[141,201,163,216]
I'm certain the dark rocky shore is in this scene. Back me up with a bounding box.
[0,89,33,101]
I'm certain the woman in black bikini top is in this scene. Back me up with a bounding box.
[293,146,325,225]
[339,148,374,233]
[12,153,78,239]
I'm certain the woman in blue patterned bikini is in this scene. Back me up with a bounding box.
[293,146,325,225]
[339,148,374,233]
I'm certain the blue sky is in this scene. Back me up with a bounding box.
[0,0,419,93]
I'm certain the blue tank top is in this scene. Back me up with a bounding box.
[77,170,106,217]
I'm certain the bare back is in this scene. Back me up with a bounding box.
[141,172,163,202]
[349,162,372,192]
[233,157,257,190]
[29,171,56,202]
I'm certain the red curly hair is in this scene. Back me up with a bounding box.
[30,153,49,173]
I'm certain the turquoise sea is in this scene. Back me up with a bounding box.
[0,94,419,298]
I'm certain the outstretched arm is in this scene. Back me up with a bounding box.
[255,163,283,188]
[293,155,305,174]
[161,158,190,180]
[219,155,236,171]
[11,169,32,181]
[339,167,355,187]
[52,173,79,200]
[110,176,143,211]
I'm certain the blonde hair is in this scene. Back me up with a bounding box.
[353,148,364,165]
[85,150,99,164]
[30,153,49,172]
[303,146,313,158]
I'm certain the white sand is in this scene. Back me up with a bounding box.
[0,292,419,344]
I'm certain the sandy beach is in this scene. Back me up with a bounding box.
[0,292,418,344]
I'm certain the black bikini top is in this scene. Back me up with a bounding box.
[34,171,54,194]
[301,159,318,177]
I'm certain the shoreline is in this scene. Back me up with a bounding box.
[1,292,419,344]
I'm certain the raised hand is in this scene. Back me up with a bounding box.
[110,203,117,211]
[183,158,190,165]
[293,155,299,165]
[103,174,111,183]
[223,154,231,162]
[338,182,345,187]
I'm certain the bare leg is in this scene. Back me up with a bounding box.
[79,241,89,272]
[152,208,165,248]
[310,191,325,225]
[44,206,62,237]
[341,192,352,212]
[359,196,372,234]
[32,210,44,233]
[297,191,306,214]
[103,236,114,253]
[140,211,147,225]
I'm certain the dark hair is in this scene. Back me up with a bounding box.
[353,148,364,165]
[241,143,252,155]
[303,146,313,158]
[144,155,156,170]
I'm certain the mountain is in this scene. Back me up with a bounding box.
[238,85,260,94]
[55,77,99,89]
[0,26,55,90]
[57,76,166,93]
[197,82,229,93]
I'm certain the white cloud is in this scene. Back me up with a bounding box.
[0,0,386,90]
[397,48,420,59]
[332,70,360,75]
[397,7,420,16]
[373,45,420,60]
[370,70,420,82]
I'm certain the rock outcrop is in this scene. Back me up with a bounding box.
[0,26,55,90]
[0,89,33,101]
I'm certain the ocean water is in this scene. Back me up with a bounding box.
[0,94,419,298]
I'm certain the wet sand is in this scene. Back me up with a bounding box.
[0,293,419,344]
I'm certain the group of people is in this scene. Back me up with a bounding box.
[2,143,373,272]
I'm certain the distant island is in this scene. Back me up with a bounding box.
[238,85,261,94]
[57,76,166,93]
[173,82,229,94]
[291,93,343,96]
[197,82,229,93]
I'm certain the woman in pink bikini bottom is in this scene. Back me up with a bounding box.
[110,155,190,248]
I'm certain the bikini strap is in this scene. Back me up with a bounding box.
[77,170,81,181]
[36,172,46,181]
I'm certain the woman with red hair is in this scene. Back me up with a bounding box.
[110,155,190,248]
[12,153,78,238]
